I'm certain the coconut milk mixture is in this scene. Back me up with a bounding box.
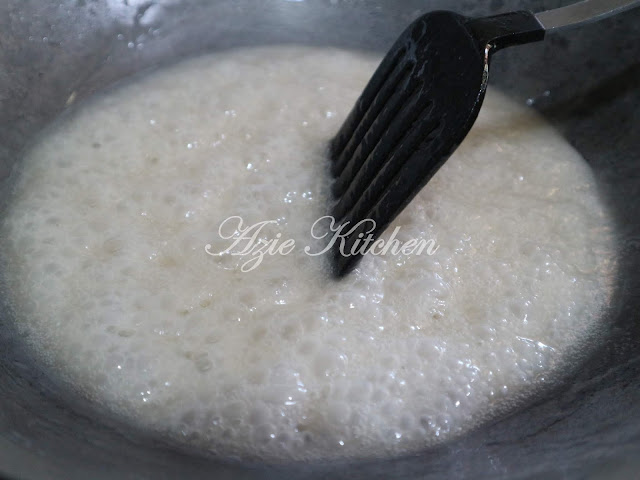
[1,46,615,462]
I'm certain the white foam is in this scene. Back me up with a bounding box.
[0,46,616,462]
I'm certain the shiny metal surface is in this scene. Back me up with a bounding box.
[0,1,638,479]
[536,0,640,30]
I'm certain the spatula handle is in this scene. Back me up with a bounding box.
[535,0,639,31]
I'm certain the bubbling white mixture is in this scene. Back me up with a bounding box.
[1,46,615,462]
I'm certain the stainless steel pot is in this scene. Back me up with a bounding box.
[0,1,638,478]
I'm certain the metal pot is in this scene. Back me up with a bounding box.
[0,1,638,478]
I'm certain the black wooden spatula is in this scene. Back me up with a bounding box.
[328,0,638,276]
